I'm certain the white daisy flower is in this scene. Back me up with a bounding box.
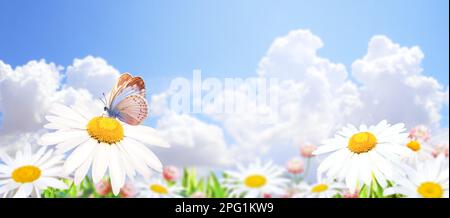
[293,178,345,198]
[39,103,169,195]
[223,160,288,198]
[402,139,433,166]
[313,120,410,191]
[135,177,183,198]
[384,155,449,198]
[0,145,67,198]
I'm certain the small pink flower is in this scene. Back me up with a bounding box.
[408,125,430,142]
[343,189,359,198]
[190,191,207,198]
[431,148,440,158]
[119,182,135,198]
[262,193,272,198]
[300,144,317,158]
[286,157,304,174]
[163,165,179,182]
[432,144,449,158]
[95,179,111,196]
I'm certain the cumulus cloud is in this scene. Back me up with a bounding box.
[151,29,448,167]
[0,56,115,152]
[65,56,120,98]
[0,59,63,135]
[152,112,234,167]
[352,35,448,128]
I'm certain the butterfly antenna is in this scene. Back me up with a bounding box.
[102,93,108,105]
[98,97,105,105]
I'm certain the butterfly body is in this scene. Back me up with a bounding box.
[104,73,149,125]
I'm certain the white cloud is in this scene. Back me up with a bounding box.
[150,29,448,168]
[152,111,234,167]
[65,55,120,98]
[0,57,114,153]
[352,35,448,128]
[0,59,62,135]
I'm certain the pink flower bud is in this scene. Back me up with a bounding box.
[95,179,111,196]
[432,148,440,158]
[262,193,272,198]
[432,144,449,158]
[343,189,359,198]
[286,157,304,174]
[119,182,135,198]
[163,165,179,181]
[408,125,430,142]
[300,145,317,158]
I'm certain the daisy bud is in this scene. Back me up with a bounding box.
[300,145,317,158]
[286,157,304,174]
[119,182,136,198]
[95,179,112,196]
[163,165,179,181]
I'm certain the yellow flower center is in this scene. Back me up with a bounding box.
[311,184,328,193]
[150,184,169,195]
[87,116,124,144]
[348,132,377,154]
[11,165,41,183]
[244,174,267,188]
[417,182,443,198]
[406,140,421,152]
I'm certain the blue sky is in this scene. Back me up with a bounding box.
[0,0,448,128]
[1,0,448,89]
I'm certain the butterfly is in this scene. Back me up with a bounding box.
[102,73,149,125]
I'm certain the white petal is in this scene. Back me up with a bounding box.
[45,115,85,130]
[0,165,11,174]
[345,158,359,191]
[49,103,88,122]
[63,139,97,174]
[116,143,152,179]
[39,155,64,170]
[13,184,33,198]
[124,125,169,147]
[317,149,347,173]
[74,155,94,185]
[0,152,14,166]
[92,144,110,184]
[23,144,32,159]
[55,134,90,154]
[125,138,163,172]
[314,144,346,155]
[0,180,19,194]
[31,146,48,165]
[109,145,125,195]
[34,149,54,166]
[38,177,68,190]
[39,130,86,146]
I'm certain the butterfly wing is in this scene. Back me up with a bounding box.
[107,73,146,108]
[114,94,148,125]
